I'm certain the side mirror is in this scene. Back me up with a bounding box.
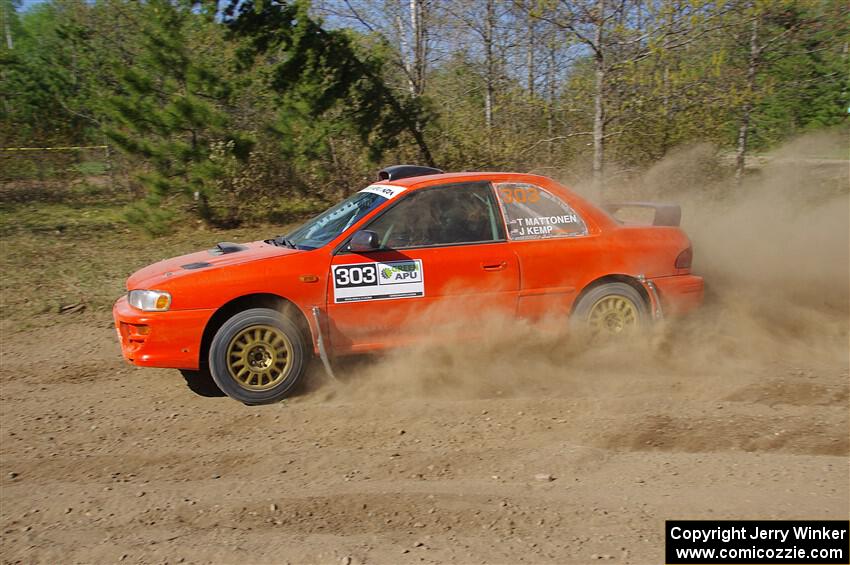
[349,230,380,252]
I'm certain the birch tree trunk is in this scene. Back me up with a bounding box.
[410,0,426,96]
[526,7,535,100]
[484,0,494,130]
[3,2,13,50]
[735,15,760,185]
[592,0,606,192]
[546,42,556,161]
[1,1,12,116]
[395,12,416,95]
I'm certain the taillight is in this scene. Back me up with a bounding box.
[675,246,693,270]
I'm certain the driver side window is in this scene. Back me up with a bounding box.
[365,182,505,249]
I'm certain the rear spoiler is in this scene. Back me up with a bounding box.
[601,202,681,227]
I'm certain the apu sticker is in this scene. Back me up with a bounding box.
[332,260,424,303]
[359,184,406,199]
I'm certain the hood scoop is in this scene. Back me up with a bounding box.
[181,261,212,270]
[209,242,248,256]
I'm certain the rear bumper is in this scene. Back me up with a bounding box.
[112,296,215,370]
[650,274,704,315]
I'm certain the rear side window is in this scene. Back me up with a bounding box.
[495,183,588,240]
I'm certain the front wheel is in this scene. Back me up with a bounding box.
[208,308,307,405]
[571,282,649,338]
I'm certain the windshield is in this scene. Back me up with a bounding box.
[285,191,389,250]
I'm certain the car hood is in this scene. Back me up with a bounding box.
[126,240,299,290]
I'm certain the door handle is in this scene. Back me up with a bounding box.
[481,261,508,272]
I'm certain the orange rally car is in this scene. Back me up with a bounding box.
[114,166,704,404]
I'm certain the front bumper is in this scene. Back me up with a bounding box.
[113,295,215,370]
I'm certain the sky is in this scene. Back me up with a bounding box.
[19,0,46,11]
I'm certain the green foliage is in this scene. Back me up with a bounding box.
[100,0,253,233]
[748,0,850,149]
[547,0,849,173]
[2,0,847,229]
[1,2,82,145]
[226,0,434,178]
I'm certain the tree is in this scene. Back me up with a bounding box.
[528,0,726,192]
[225,0,435,168]
[0,1,88,145]
[4,0,846,222]
[104,0,250,232]
[312,0,436,98]
[730,0,849,183]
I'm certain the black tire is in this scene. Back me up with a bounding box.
[571,282,649,337]
[208,308,307,405]
[179,368,225,397]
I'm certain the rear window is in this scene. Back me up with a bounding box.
[495,183,587,240]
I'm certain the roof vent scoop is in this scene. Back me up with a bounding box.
[377,165,443,182]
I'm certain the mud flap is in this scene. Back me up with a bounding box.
[311,306,338,382]
[637,275,664,320]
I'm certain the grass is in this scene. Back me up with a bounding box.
[0,181,301,331]
[0,201,128,235]
[1,220,280,325]
[71,161,110,176]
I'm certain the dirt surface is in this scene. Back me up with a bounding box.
[1,306,848,565]
[2,139,849,564]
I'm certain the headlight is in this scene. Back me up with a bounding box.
[128,290,172,312]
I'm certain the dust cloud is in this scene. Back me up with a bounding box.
[313,133,849,424]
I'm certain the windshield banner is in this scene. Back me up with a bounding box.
[359,184,407,199]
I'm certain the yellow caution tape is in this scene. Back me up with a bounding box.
[1,145,108,151]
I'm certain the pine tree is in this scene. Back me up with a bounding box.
[226,0,434,172]
[105,0,250,233]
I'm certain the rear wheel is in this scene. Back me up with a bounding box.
[572,282,649,338]
[209,308,306,405]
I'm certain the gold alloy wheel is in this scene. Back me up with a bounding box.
[586,295,638,335]
[226,325,293,391]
